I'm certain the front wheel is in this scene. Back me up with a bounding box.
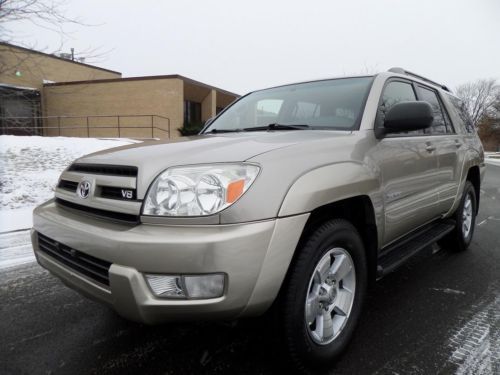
[280,219,367,372]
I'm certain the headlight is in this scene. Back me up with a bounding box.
[142,163,260,216]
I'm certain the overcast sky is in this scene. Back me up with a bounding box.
[7,0,500,94]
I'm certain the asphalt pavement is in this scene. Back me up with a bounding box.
[1,165,499,375]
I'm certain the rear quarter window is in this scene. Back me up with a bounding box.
[447,94,475,134]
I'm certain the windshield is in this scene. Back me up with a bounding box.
[204,76,373,133]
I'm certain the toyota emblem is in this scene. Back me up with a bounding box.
[77,180,91,199]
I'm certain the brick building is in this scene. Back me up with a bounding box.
[0,42,238,138]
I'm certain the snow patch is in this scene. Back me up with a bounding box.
[0,208,33,233]
[431,288,466,295]
[485,158,500,167]
[0,230,35,270]
[446,289,500,374]
[0,135,139,232]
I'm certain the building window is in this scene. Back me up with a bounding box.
[184,100,201,125]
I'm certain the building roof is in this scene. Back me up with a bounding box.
[43,74,240,97]
[0,42,122,76]
[0,82,38,91]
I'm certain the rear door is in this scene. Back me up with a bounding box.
[373,79,441,245]
[415,85,462,214]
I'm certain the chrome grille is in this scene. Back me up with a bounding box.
[58,180,78,192]
[68,163,138,177]
[55,163,141,223]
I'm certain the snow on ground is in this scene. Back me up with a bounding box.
[484,152,500,166]
[0,136,139,233]
[485,157,500,167]
[0,209,33,233]
[0,230,34,270]
[447,282,500,375]
[485,152,500,166]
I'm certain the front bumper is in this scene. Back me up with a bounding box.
[32,199,308,324]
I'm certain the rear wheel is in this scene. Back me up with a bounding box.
[280,219,367,372]
[440,181,477,252]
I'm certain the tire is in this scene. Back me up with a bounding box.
[280,219,368,372]
[440,181,477,252]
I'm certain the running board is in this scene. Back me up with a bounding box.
[376,220,455,279]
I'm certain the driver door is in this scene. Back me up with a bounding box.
[373,80,441,245]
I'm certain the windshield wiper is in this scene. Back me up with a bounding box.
[206,128,243,134]
[243,123,311,132]
[206,123,311,134]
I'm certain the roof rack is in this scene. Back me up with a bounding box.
[388,67,450,92]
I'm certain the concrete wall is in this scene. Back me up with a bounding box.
[201,89,216,122]
[184,81,238,123]
[184,82,212,123]
[43,78,183,139]
[0,43,120,91]
[217,91,237,109]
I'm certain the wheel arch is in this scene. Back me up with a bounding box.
[241,195,379,318]
[466,165,480,214]
[269,196,379,315]
[277,161,381,218]
[242,163,383,316]
[276,162,382,282]
[294,196,379,282]
[446,148,484,218]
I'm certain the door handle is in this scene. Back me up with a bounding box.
[425,145,436,152]
[455,140,463,148]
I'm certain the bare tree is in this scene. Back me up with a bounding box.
[0,0,85,42]
[455,78,499,128]
[0,0,108,64]
[0,1,111,136]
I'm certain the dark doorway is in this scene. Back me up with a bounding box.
[184,100,202,125]
[0,84,42,135]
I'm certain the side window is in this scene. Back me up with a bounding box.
[379,81,422,135]
[442,107,454,133]
[382,81,416,109]
[448,95,474,133]
[417,86,453,134]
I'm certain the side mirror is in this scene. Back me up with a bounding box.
[383,101,433,134]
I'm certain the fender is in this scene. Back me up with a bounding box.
[278,161,384,246]
[443,147,483,218]
[241,162,383,316]
[280,160,380,211]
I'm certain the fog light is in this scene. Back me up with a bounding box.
[184,274,225,298]
[145,275,185,298]
[145,273,225,299]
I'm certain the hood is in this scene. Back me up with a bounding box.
[77,130,349,174]
[76,131,352,185]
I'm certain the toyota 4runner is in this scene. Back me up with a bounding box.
[31,67,485,371]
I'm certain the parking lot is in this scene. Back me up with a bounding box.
[1,164,499,375]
